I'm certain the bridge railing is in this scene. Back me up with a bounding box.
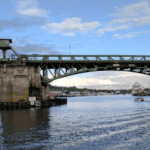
[2,54,150,62]
[19,55,150,62]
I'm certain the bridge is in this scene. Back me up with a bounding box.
[19,54,150,83]
[0,39,150,102]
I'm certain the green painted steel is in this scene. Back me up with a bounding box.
[24,54,150,83]
[1,39,150,83]
[19,54,150,62]
[0,39,12,48]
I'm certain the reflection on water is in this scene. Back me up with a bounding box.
[0,95,150,149]
[0,108,50,149]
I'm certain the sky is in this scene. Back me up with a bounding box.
[1,0,150,89]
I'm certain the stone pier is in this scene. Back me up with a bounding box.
[0,61,50,102]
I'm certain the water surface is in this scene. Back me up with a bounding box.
[1,95,150,150]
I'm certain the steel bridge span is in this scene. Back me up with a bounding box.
[1,39,150,84]
[18,54,150,83]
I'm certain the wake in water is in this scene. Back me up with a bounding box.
[1,95,150,150]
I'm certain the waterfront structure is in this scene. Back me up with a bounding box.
[1,39,150,102]
[131,81,147,96]
[69,91,80,96]
[115,90,120,94]
[147,90,150,95]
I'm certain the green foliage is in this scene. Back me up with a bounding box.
[49,85,99,92]
[49,85,130,94]
[126,90,131,94]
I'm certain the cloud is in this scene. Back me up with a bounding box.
[15,44,63,55]
[0,17,47,32]
[49,71,150,89]
[0,37,67,58]
[112,1,150,18]
[3,44,64,57]
[97,1,150,37]
[138,16,150,25]
[113,31,150,39]
[88,71,150,89]
[112,1,150,26]
[42,17,100,36]
[97,24,130,36]
[50,70,150,90]
[0,0,48,31]
[51,76,113,88]
[0,18,28,31]
[16,0,48,17]
[110,18,139,24]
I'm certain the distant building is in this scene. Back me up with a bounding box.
[70,91,80,96]
[131,81,147,96]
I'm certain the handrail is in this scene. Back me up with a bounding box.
[11,47,23,62]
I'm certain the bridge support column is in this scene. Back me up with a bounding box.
[2,49,7,61]
[0,62,50,102]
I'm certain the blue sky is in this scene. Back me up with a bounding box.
[1,0,150,89]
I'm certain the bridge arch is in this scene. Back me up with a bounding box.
[41,66,150,83]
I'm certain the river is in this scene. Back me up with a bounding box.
[1,95,150,150]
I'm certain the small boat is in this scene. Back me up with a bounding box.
[134,97,144,102]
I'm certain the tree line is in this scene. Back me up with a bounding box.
[49,85,131,93]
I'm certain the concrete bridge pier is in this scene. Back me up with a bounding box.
[0,62,50,102]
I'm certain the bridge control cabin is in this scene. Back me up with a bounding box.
[0,39,12,50]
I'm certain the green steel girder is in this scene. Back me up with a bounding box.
[2,45,150,63]
[40,62,150,83]
[18,54,150,63]
[41,66,106,83]
[1,45,150,83]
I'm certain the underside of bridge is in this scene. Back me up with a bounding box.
[1,60,149,102]
[40,61,150,83]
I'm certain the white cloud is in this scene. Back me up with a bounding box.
[138,16,150,25]
[97,1,150,37]
[42,17,100,36]
[49,71,150,89]
[51,76,113,88]
[113,33,134,39]
[97,24,130,36]
[16,0,48,17]
[113,31,150,39]
[89,71,150,89]
[110,18,139,24]
[113,1,150,18]
[113,1,150,26]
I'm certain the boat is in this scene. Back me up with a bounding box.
[134,97,144,102]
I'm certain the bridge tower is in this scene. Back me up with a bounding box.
[0,39,12,61]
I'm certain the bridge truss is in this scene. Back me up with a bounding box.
[19,54,150,83]
[1,45,150,84]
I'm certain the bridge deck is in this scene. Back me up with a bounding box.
[1,54,150,83]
